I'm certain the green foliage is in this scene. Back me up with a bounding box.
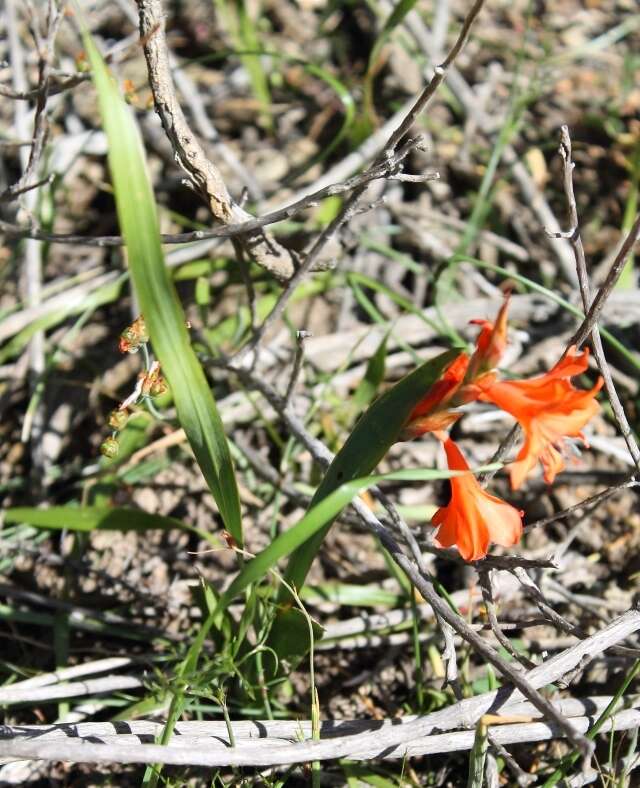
[280,348,458,596]
[83,32,243,546]
[4,505,219,548]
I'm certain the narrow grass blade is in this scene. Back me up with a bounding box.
[4,506,219,547]
[352,331,388,408]
[363,0,421,125]
[466,720,489,788]
[82,33,242,544]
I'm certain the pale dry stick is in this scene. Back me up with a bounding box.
[4,0,60,479]
[0,696,631,746]
[135,0,296,281]
[1,674,639,766]
[550,126,640,471]
[231,0,486,365]
[0,675,143,705]
[0,712,638,767]
[0,150,427,247]
[0,72,88,99]
[524,477,639,532]
[320,619,567,654]
[2,657,134,691]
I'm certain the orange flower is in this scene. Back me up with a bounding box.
[402,298,511,440]
[465,292,511,382]
[432,438,523,561]
[479,346,603,489]
[401,353,470,438]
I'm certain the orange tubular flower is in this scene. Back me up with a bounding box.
[401,353,470,439]
[432,438,523,561]
[465,292,511,382]
[402,297,512,440]
[479,346,603,489]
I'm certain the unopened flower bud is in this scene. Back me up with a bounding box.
[108,409,128,430]
[100,437,119,458]
[75,51,90,73]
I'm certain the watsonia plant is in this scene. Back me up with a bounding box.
[79,10,602,704]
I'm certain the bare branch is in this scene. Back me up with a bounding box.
[553,126,640,471]
[135,0,297,280]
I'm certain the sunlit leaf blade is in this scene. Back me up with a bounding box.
[4,506,218,546]
[217,459,486,613]
[177,459,500,675]
[82,34,242,545]
[281,348,459,593]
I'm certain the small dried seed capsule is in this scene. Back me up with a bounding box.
[149,376,168,397]
[118,326,139,353]
[123,79,138,105]
[108,409,128,430]
[131,315,149,344]
[100,437,119,458]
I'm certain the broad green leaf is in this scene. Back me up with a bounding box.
[4,506,218,548]
[282,349,458,593]
[188,461,494,664]
[82,34,242,544]
[172,458,501,680]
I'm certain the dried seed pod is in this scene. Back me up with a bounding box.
[108,409,128,430]
[100,437,119,458]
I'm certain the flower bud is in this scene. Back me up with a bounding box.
[123,79,138,105]
[108,409,128,430]
[100,437,119,458]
